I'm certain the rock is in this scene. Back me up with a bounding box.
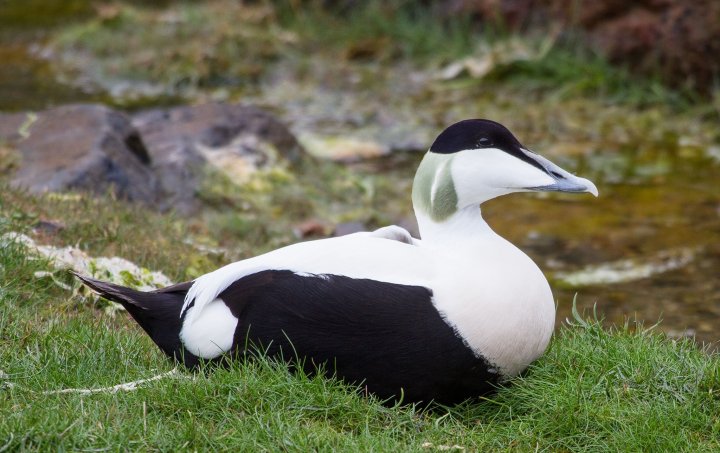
[298,133,389,162]
[0,103,306,214]
[0,112,26,143]
[132,103,306,213]
[292,219,330,238]
[0,104,159,203]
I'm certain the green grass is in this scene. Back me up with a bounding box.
[45,0,704,110]
[274,0,478,62]
[1,188,719,451]
[0,186,215,283]
[196,160,415,255]
[483,46,693,109]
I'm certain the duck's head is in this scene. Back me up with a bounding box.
[412,119,598,221]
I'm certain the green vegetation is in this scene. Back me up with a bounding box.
[196,160,415,256]
[1,187,719,451]
[484,45,694,108]
[273,1,478,61]
[0,187,208,283]
[46,0,707,109]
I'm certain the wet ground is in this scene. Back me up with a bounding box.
[1,1,718,346]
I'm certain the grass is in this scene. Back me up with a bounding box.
[1,187,719,451]
[273,0,478,62]
[45,0,706,110]
[484,45,695,109]
[0,187,213,283]
[196,160,415,255]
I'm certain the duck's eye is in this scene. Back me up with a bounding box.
[476,137,492,147]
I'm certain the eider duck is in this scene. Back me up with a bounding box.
[76,119,598,405]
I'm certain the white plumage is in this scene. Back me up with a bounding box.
[179,121,596,377]
[77,119,597,404]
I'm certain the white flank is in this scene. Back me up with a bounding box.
[180,299,239,358]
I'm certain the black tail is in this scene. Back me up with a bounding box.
[72,272,199,367]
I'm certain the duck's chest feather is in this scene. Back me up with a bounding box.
[429,239,555,377]
[221,270,499,405]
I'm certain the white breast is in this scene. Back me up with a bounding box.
[430,236,555,377]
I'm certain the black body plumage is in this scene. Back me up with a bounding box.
[220,270,498,404]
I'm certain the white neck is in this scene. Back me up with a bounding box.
[413,202,556,377]
[414,204,500,246]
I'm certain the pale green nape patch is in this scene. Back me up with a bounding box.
[412,152,458,221]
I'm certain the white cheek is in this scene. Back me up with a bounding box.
[179,299,238,358]
[451,149,554,205]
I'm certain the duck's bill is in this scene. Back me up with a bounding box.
[521,149,599,197]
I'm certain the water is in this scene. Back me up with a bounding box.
[0,43,97,111]
[0,0,98,110]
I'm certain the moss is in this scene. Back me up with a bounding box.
[0,143,21,174]
[50,2,291,95]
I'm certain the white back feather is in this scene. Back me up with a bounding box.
[181,235,432,325]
